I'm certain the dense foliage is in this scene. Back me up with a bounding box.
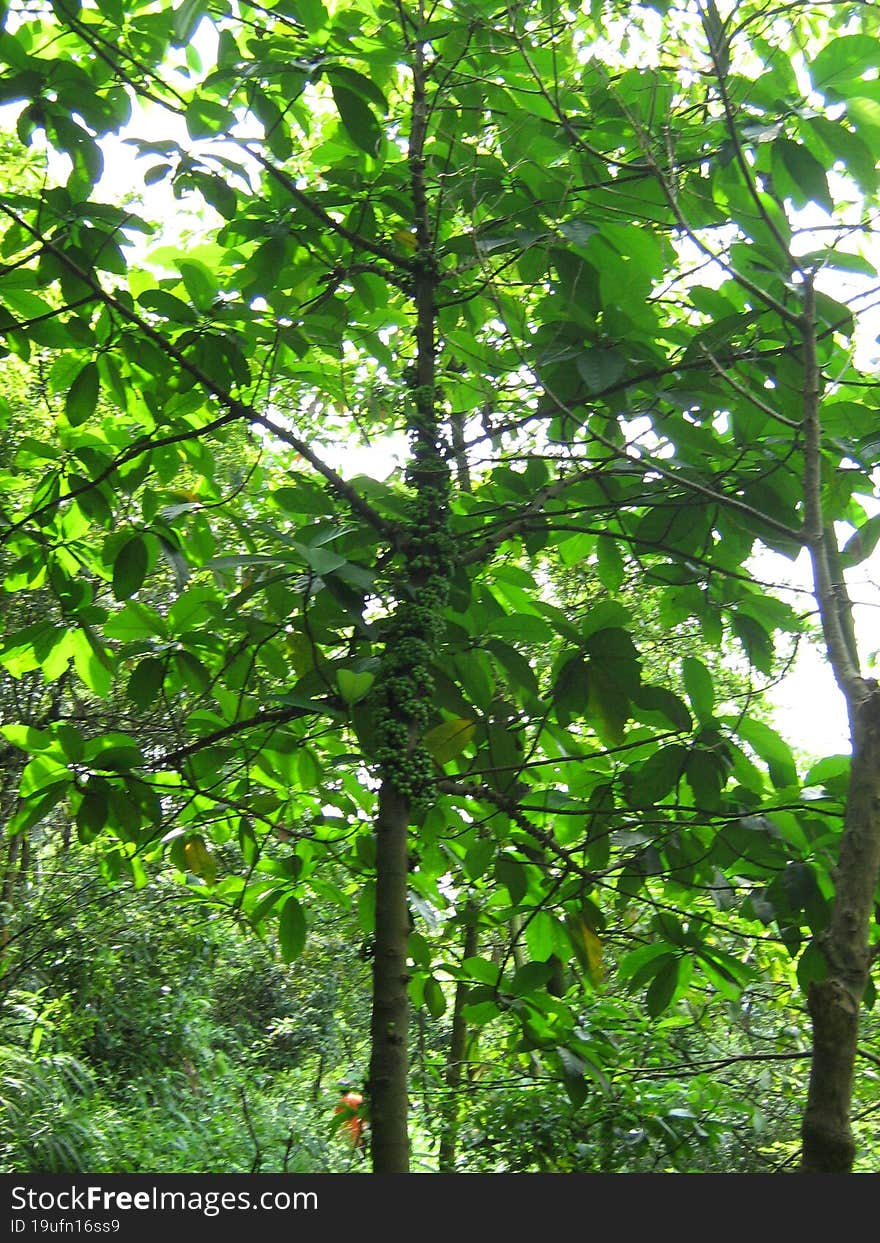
[1,0,879,1172]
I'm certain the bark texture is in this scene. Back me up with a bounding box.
[368,782,412,1173]
[801,690,880,1172]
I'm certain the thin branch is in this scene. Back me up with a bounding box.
[0,200,397,544]
[246,147,413,271]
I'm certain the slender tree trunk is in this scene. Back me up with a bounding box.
[801,700,880,1171]
[438,904,478,1170]
[368,782,412,1172]
[799,276,880,1171]
[366,1,448,1174]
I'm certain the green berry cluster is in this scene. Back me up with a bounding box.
[372,384,455,810]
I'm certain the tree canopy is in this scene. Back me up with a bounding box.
[1,0,880,1173]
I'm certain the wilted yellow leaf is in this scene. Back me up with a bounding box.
[423,717,476,765]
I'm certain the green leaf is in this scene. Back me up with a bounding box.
[331,84,382,156]
[294,0,327,31]
[65,362,100,427]
[682,656,714,722]
[173,0,207,43]
[127,656,166,711]
[424,975,447,1018]
[174,649,211,692]
[580,601,631,641]
[76,785,109,839]
[511,961,553,996]
[168,585,219,633]
[526,910,563,962]
[566,914,604,987]
[495,853,527,905]
[178,260,217,310]
[646,955,680,1017]
[7,782,69,837]
[488,613,556,645]
[576,347,625,393]
[797,941,828,991]
[112,536,148,601]
[631,684,692,732]
[596,535,624,591]
[842,513,880,567]
[278,894,307,962]
[186,96,232,140]
[734,717,798,788]
[137,289,200,323]
[104,602,167,641]
[337,668,375,705]
[810,35,880,95]
[624,744,687,805]
[775,139,832,212]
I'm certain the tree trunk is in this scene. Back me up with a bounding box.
[800,277,880,1172]
[800,690,880,1172]
[368,781,412,1172]
[438,904,478,1170]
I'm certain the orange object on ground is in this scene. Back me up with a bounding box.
[335,1090,365,1147]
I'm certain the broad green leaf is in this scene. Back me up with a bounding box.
[20,753,70,798]
[278,894,307,962]
[178,260,217,310]
[71,630,114,698]
[631,684,692,732]
[489,613,556,645]
[525,910,559,961]
[113,536,148,601]
[596,535,624,591]
[733,717,798,789]
[775,139,833,212]
[566,914,604,986]
[423,975,447,1018]
[462,956,501,987]
[682,656,714,722]
[624,743,687,805]
[127,656,166,711]
[337,668,375,705]
[76,785,109,839]
[7,782,69,837]
[576,347,625,393]
[842,513,880,566]
[186,96,232,140]
[168,585,219,633]
[646,955,680,1017]
[331,84,382,156]
[295,0,327,31]
[580,601,631,640]
[65,362,100,427]
[173,0,207,43]
[511,961,554,996]
[810,35,880,95]
[495,853,527,905]
[104,602,167,641]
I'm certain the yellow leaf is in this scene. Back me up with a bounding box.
[393,229,418,253]
[184,835,216,884]
[285,631,314,675]
[423,717,476,765]
[568,913,604,986]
